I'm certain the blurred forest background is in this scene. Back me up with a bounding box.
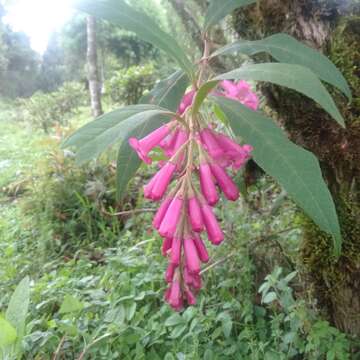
[0,0,359,359]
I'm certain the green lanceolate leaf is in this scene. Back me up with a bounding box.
[5,277,30,343]
[140,70,189,112]
[212,33,351,100]
[0,316,17,349]
[204,0,256,32]
[191,80,218,115]
[75,0,194,78]
[62,105,172,165]
[215,63,345,127]
[116,113,170,200]
[213,96,342,255]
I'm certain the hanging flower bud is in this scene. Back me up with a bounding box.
[158,196,183,238]
[188,197,204,232]
[199,163,218,206]
[201,203,224,245]
[161,237,173,256]
[184,237,201,274]
[210,163,239,201]
[145,162,176,201]
[165,262,176,283]
[193,234,209,263]
[153,197,172,229]
[170,236,182,266]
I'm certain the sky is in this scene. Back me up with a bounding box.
[3,0,74,54]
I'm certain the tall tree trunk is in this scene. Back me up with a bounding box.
[86,15,103,118]
[232,0,360,335]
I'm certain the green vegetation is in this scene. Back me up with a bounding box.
[0,108,352,358]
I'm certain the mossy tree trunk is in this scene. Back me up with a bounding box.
[232,0,360,335]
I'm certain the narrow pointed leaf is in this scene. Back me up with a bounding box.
[212,33,351,100]
[140,70,189,112]
[204,0,256,31]
[191,80,218,114]
[116,114,170,200]
[62,105,173,165]
[75,0,194,78]
[213,95,341,255]
[215,63,345,127]
[62,105,161,149]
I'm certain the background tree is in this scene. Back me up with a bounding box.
[232,0,360,335]
[86,15,103,118]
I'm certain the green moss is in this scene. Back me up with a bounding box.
[300,196,360,312]
[330,16,360,112]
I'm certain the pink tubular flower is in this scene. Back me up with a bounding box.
[165,279,183,310]
[201,203,224,245]
[210,163,239,201]
[199,163,218,206]
[177,90,196,115]
[188,197,204,232]
[219,80,259,111]
[184,268,202,289]
[143,171,161,199]
[146,162,176,201]
[162,237,173,256]
[170,236,182,265]
[185,288,196,305]
[153,197,172,229]
[184,237,201,274]
[193,234,209,263]
[160,129,179,156]
[158,196,183,238]
[129,123,172,164]
[199,128,224,159]
[165,263,176,283]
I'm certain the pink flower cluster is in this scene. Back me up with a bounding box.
[129,80,258,311]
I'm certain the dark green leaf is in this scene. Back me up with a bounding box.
[63,106,173,165]
[62,105,161,148]
[212,33,351,100]
[215,63,345,127]
[116,113,171,200]
[204,0,256,31]
[75,0,194,78]
[213,96,342,255]
[140,70,189,112]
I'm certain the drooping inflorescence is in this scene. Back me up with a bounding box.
[129,80,259,311]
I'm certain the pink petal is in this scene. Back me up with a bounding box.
[184,237,201,274]
[188,197,204,232]
[199,163,219,206]
[201,203,224,245]
[210,163,239,201]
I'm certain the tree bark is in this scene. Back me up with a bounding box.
[86,15,103,118]
[168,0,204,52]
[232,0,360,335]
